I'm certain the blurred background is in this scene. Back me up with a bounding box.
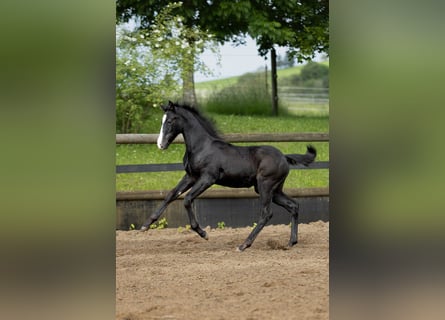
[1,0,444,319]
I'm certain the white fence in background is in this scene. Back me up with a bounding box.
[279,86,329,104]
[196,85,329,105]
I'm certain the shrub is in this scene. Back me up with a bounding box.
[300,62,329,88]
[278,62,329,88]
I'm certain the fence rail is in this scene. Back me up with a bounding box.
[116,132,329,144]
[116,161,329,174]
[117,187,329,201]
[116,133,329,174]
[278,86,329,104]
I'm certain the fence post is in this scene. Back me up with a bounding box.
[271,48,278,116]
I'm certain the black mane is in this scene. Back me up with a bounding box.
[175,103,223,140]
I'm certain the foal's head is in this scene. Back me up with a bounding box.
[157,101,184,150]
[157,101,222,150]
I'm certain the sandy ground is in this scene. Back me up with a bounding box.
[116,221,329,320]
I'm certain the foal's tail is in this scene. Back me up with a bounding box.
[285,145,317,166]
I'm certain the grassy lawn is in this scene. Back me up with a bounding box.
[116,112,329,191]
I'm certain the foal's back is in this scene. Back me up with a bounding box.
[212,142,289,188]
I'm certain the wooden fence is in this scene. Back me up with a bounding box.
[116,132,328,144]
[116,133,329,174]
[116,133,329,229]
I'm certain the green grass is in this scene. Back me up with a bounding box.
[195,61,329,117]
[283,102,329,117]
[203,85,289,116]
[118,62,329,191]
[211,113,329,133]
[275,65,304,78]
[116,112,329,191]
[195,77,238,90]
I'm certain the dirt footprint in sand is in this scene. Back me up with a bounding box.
[266,239,290,250]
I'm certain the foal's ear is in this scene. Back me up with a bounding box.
[163,100,176,112]
[161,101,176,112]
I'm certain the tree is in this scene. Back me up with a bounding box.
[116,25,180,132]
[117,1,238,107]
[245,0,329,115]
[116,0,329,114]
[246,1,329,59]
[116,4,218,132]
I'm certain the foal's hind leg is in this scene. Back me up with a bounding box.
[238,179,275,251]
[273,191,300,247]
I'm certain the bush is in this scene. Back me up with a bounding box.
[300,62,329,88]
[116,3,219,133]
[278,62,329,88]
[116,27,181,133]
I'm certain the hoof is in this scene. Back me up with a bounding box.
[236,245,247,252]
[140,226,149,232]
[288,240,298,247]
[201,231,209,240]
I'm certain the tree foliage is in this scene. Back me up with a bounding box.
[116,0,328,116]
[116,27,173,133]
[247,0,329,61]
[116,0,328,61]
[117,0,249,43]
[116,3,219,132]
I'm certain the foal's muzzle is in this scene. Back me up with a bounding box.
[157,134,169,150]
[157,141,167,150]
[157,138,172,150]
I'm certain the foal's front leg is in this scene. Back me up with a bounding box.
[183,175,215,240]
[140,174,194,231]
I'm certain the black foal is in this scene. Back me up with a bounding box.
[141,101,316,251]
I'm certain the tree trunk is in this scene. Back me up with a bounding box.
[182,67,197,108]
[270,47,278,116]
[181,38,198,108]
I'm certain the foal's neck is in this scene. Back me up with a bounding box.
[181,114,215,153]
